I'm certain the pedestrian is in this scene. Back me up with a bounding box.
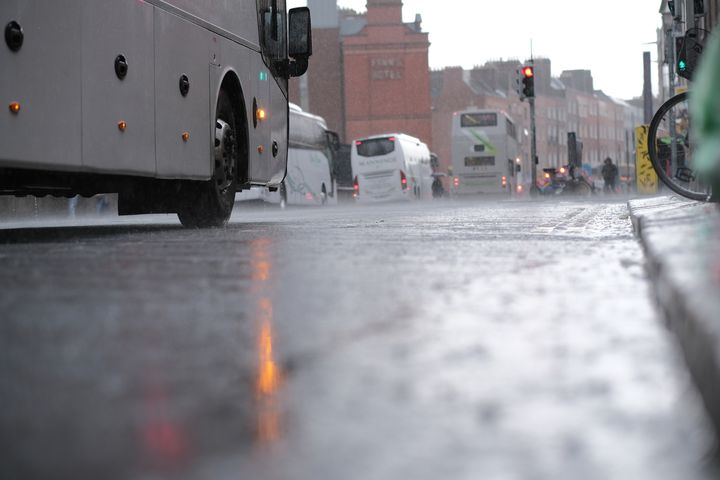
[432,175,445,198]
[601,157,618,193]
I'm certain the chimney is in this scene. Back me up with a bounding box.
[366,0,403,25]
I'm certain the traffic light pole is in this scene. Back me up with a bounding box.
[529,96,538,194]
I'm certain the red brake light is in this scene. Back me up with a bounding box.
[355,141,363,146]
[388,137,396,142]
[400,170,408,190]
[353,176,359,198]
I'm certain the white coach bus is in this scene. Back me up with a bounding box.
[351,133,432,203]
[451,109,520,196]
[275,104,339,206]
[0,0,312,227]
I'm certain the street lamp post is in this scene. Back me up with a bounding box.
[662,8,679,179]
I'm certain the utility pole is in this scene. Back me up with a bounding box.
[642,52,654,124]
[529,78,538,193]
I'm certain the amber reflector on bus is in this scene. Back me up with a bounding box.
[9,102,20,114]
[118,120,127,132]
[182,132,190,142]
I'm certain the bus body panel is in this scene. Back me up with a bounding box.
[0,1,83,170]
[403,139,432,200]
[268,79,289,187]
[283,148,335,205]
[154,8,214,179]
[81,0,156,175]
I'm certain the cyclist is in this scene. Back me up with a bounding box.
[691,29,720,200]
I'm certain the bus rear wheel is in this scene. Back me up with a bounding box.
[177,90,238,228]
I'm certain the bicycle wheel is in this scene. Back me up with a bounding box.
[648,92,713,201]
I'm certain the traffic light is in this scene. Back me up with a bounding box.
[521,66,535,98]
[675,29,704,81]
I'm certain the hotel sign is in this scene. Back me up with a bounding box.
[371,58,403,80]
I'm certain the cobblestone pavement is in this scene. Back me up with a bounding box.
[0,199,716,480]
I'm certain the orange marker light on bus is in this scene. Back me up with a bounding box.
[256,108,266,122]
[118,120,127,132]
[258,145,264,154]
[9,102,20,114]
[182,132,190,142]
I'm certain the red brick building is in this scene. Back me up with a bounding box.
[290,0,431,146]
[342,0,431,145]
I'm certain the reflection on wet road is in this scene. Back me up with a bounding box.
[252,238,284,445]
[0,199,717,479]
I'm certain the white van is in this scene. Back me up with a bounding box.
[351,134,432,203]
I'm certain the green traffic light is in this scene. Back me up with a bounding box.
[678,60,687,71]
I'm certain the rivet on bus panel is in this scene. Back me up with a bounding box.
[118,120,127,132]
[9,102,20,114]
[182,132,190,142]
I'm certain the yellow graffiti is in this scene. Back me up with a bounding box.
[635,125,658,194]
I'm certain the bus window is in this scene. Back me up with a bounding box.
[356,138,396,157]
[506,119,517,140]
[465,156,496,167]
[258,0,287,74]
[461,112,497,128]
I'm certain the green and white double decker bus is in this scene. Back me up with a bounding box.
[451,109,520,196]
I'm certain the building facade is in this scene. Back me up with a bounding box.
[431,60,641,183]
[290,0,431,145]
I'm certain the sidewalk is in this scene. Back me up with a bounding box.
[629,196,720,437]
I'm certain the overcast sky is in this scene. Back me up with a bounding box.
[287,0,663,100]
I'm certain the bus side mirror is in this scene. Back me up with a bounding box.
[287,7,312,77]
[327,131,340,151]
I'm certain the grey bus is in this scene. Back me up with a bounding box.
[1,0,311,227]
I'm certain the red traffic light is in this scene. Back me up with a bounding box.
[521,66,534,78]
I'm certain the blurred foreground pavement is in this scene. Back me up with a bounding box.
[0,199,718,480]
[630,196,720,440]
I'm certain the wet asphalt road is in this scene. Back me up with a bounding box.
[0,199,717,480]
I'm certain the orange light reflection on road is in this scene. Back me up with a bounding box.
[256,298,281,396]
[251,239,284,445]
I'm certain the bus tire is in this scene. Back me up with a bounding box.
[177,89,238,228]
